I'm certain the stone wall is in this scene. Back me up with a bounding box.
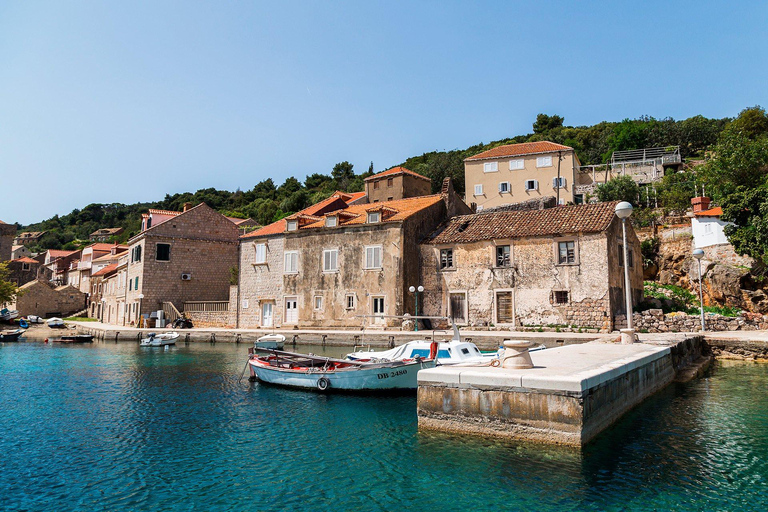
[237,236,285,328]
[0,222,16,262]
[12,280,87,317]
[482,196,557,213]
[615,309,768,332]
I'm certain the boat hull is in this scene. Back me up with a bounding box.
[248,358,434,392]
[0,329,24,341]
[140,332,180,346]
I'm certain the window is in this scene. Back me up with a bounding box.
[254,243,267,264]
[476,205,484,212]
[286,220,298,231]
[552,177,566,189]
[558,241,576,264]
[131,245,142,263]
[387,197,393,201]
[367,212,381,223]
[574,194,584,204]
[373,181,380,190]
[346,294,356,310]
[314,295,323,310]
[554,291,569,304]
[387,178,394,187]
[474,184,483,196]
[509,159,524,170]
[628,249,634,268]
[134,276,139,290]
[440,248,454,269]
[323,249,338,272]
[496,291,513,323]
[618,245,624,267]
[618,246,633,267]
[365,246,383,269]
[525,179,538,191]
[537,156,553,168]
[284,251,298,273]
[496,245,511,267]
[325,216,337,227]
[22,263,30,271]
[484,162,498,173]
[498,182,510,193]
[703,223,712,234]
[156,243,170,261]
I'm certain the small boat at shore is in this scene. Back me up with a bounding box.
[0,328,25,341]
[47,318,65,328]
[254,334,286,350]
[1,308,19,323]
[46,334,94,343]
[247,348,436,392]
[140,331,180,346]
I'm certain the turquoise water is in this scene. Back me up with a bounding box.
[2,339,768,511]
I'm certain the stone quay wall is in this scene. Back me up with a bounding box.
[614,309,768,332]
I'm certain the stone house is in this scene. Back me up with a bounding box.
[420,201,643,331]
[464,141,582,208]
[13,230,44,246]
[236,173,471,329]
[364,166,432,203]
[11,245,34,260]
[122,203,239,326]
[11,280,87,318]
[44,249,81,286]
[74,243,128,294]
[0,220,16,261]
[7,257,41,287]
[89,227,124,242]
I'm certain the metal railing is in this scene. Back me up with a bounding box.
[183,301,229,313]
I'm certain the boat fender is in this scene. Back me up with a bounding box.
[429,341,439,360]
[317,377,330,392]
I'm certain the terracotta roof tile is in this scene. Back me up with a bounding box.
[364,166,430,182]
[464,141,573,161]
[426,201,619,244]
[12,257,39,264]
[300,195,444,230]
[241,191,367,239]
[47,249,79,258]
[695,207,723,217]
[91,264,118,277]
[86,243,124,252]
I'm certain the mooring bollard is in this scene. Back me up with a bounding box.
[292,335,299,345]
[388,335,395,348]
[115,331,120,343]
[322,334,327,347]
[210,333,216,344]
[185,333,190,344]
[137,333,141,343]
[235,333,242,344]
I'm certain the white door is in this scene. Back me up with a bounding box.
[372,296,385,325]
[284,298,298,324]
[262,302,274,327]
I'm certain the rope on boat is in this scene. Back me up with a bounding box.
[238,359,251,382]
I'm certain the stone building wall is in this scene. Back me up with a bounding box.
[6,260,40,286]
[12,280,87,317]
[123,204,239,325]
[615,309,768,332]
[236,236,285,328]
[0,222,16,261]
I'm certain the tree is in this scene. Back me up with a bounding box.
[332,161,355,191]
[721,186,768,265]
[0,262,19,305]
[596,175,640,204]
[533,114,564,134]
[727,106,768,139]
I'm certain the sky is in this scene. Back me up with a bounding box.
[1,0,766,225]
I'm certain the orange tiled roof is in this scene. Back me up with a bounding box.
[12,257,39,264]
[86,243,124,252]
[464,141,573,161]
[364,166,430,182]
[91,263,118,277]
[241,191,367,239]
[426,201,618,244]
[47,249,79,259]
[300,195,444,230]
[695,207,723,217]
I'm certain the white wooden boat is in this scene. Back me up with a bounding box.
[254,334,285,350]
[0,328,24,341]
[27,315,44,324]
[248,348,435,392]
[1,308,19,322]
[47,317,65,328]
[140,331,180,346]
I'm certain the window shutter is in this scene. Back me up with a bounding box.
[552,177,558,188]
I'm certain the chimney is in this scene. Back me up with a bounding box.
[691,196,711,213]
[183,202,193,212]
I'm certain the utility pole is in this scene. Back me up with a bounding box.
[556,151,563,205]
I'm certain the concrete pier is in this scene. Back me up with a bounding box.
[417,342,676,447]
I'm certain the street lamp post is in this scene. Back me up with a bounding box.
[693,249,706,332]
[408,285,424,331]
[138,293,145,328]
[615,201,634,344]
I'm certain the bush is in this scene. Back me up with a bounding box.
[596,175,640,204]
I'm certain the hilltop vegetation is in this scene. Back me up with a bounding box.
[17,111,737,252]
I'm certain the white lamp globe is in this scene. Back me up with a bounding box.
[409,286,416,293]
[692,249,705,260]
[417,286,424,293]
[615,201,634,219]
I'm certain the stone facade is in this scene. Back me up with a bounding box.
[0,221,16,261]
[122,203,239,326]
[6,258,41,287]
[236,179,471,329]
[616,309,768,332]
[365,167,432,203]
[420,202,643,332]
[12,280,87,317]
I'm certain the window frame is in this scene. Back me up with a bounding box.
[325,216,337,228]
[284,251,299,274]
[286,220,298,231]
[556,239,578,265]
[473,184,483,196]
[537,156,553,168]
[323,248,339,273]
[524,179,538,191]
[495,244,511,268]
[509,159,524,170]
[345,293,356,310]
[367,212,381,224]
[494,289,515,324]
[498,181,511,194]
[553,176,566,189]
[156,243,171,262]
[483,161,499,173]
[313,295,323,311]
[254,243,267,264]
[553,290,569,305]
[439,248,454,270]
[364,245,383,270]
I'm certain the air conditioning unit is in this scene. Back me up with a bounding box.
[181,273,192,281]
